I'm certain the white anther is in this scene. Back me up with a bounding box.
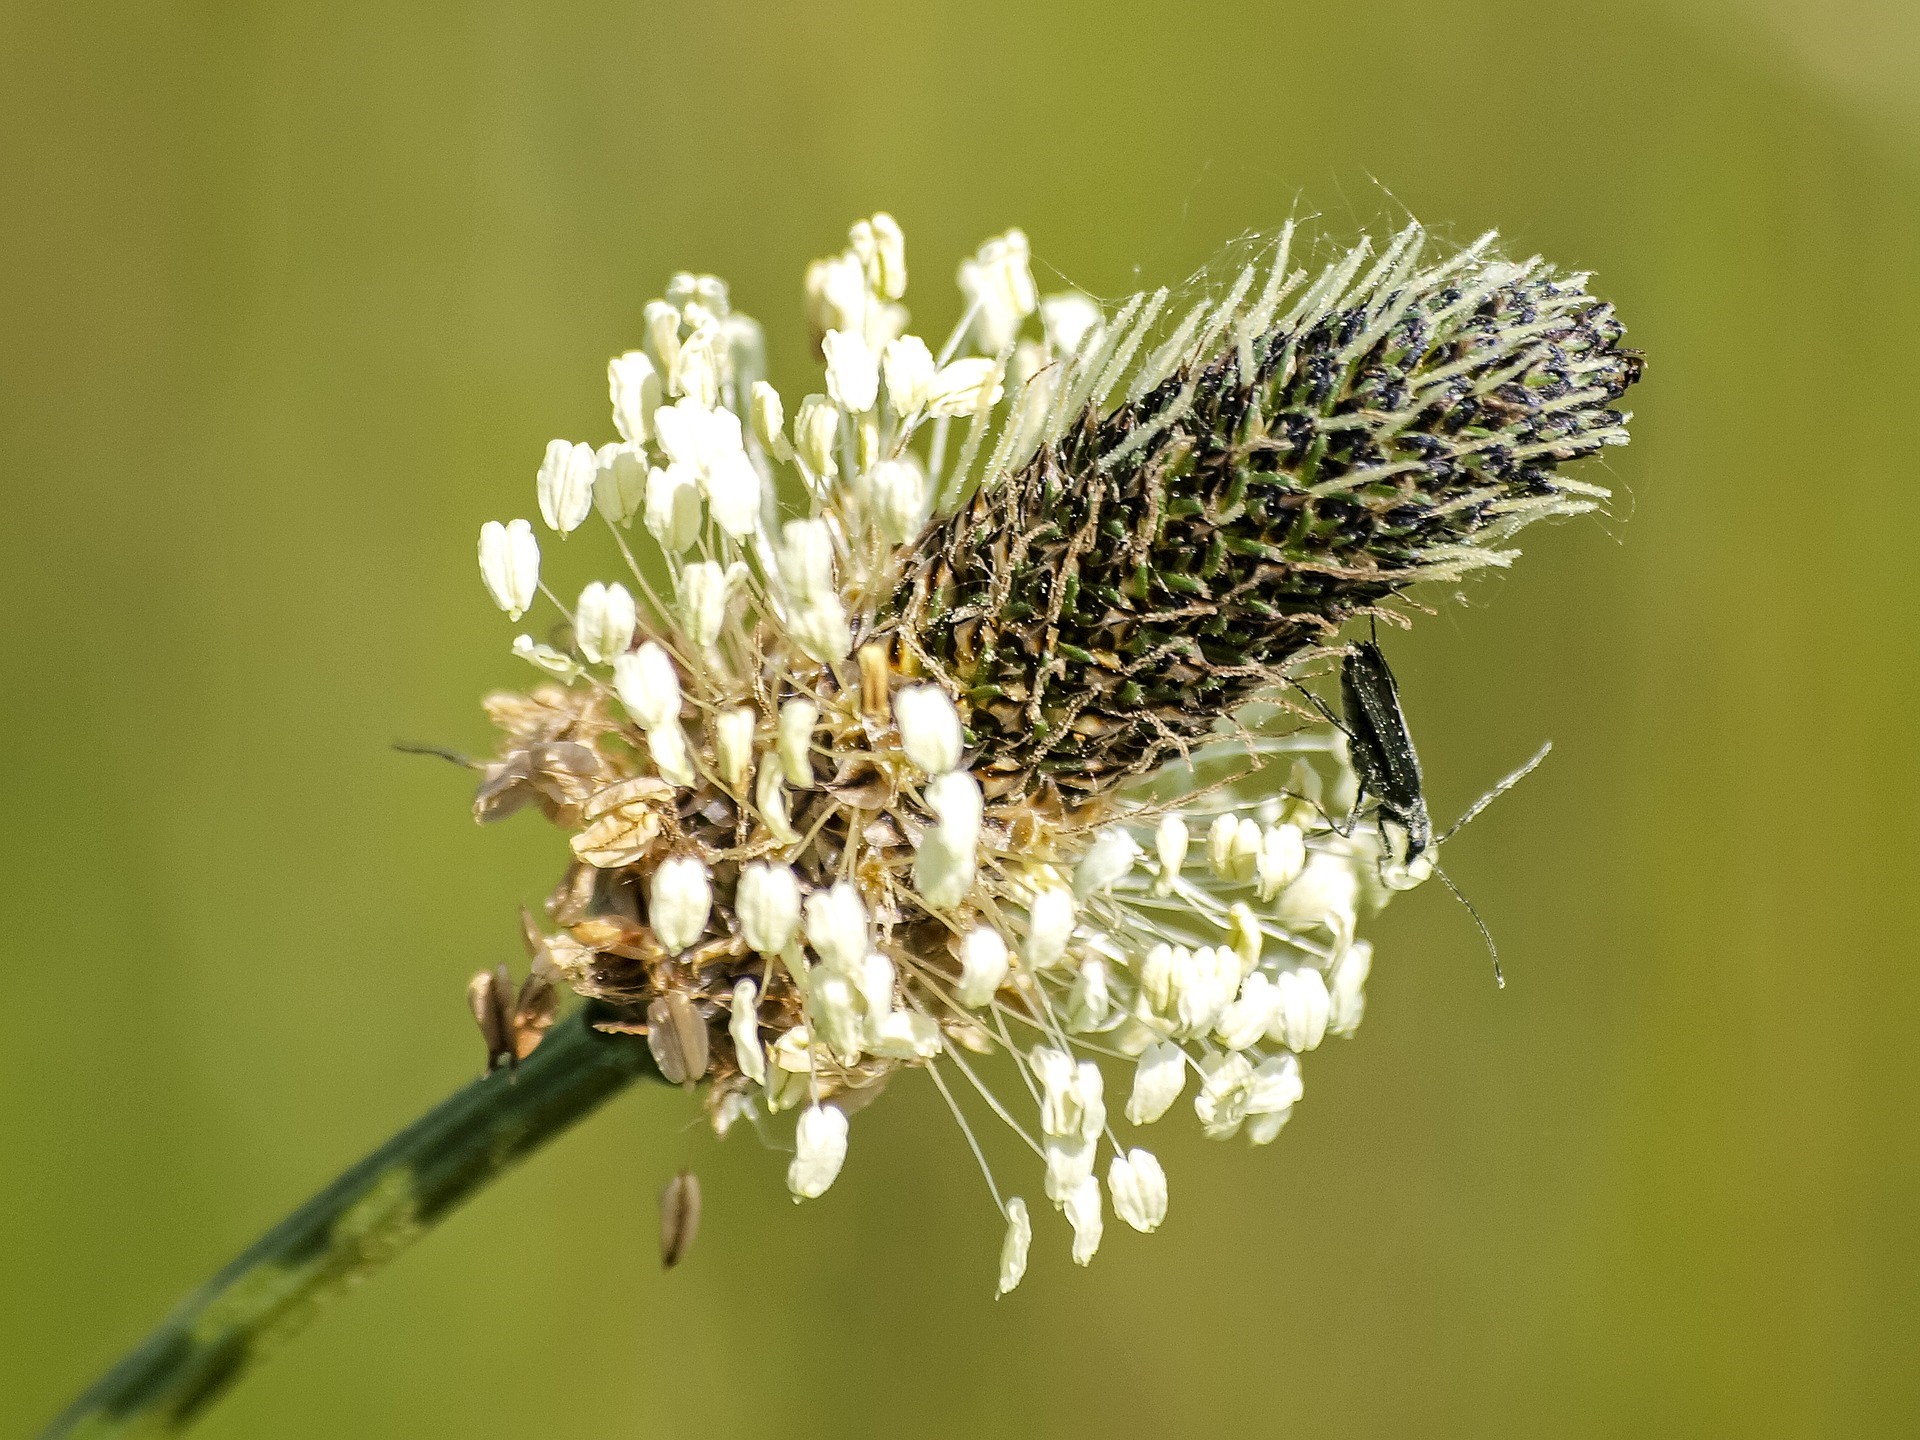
[730,978,766,1085]
[573,581,636,665]
[1022,887,1076,970]
[882,334,936,415]
[1153,814,1189,895]
[1107,1148,1167,1234]
[648,855,711,953]
[787,1104,849,1200]
[1125,1041,1187,1125]
[478,519,540,620]
[894,684,964,775]
[536,439,597,535]
[612,642,682,731]
[1073,828,1139,898]
[777,698,818,786]
[608,350,661,445]
[955,927,1010,1008]
[713,706,755,792]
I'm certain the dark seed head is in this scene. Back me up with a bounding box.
[888,227,1640,801]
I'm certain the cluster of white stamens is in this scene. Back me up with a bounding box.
[472,215,1422,1293]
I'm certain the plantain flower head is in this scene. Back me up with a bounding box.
[467,213,1637,1289]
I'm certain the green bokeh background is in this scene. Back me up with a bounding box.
[5,1,1917,1435]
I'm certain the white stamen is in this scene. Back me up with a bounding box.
[612,642,682,731]
[1269,966,1331,1052]
[1154,814,1189,895]
[793,395,841,480]
[1126,1041,1187,1125]
[810,970,865,1063]
[894,684,964,775]
[1247,1052,1303,1116]
[593,444,647,526]
[1023,887,1076,970]
[713,706,755,792]
[914,771,982,910]
[536,439,597,535]
[788,1105,849,1200]
[956,927,1010,1008]
[1040,291,1103,356]
[1216,970,1277,1051]
[863,212,907,301]
[478,519,539,620]
[730,978,766,1085]
[702,445,763,539]
[754,753,797,842]
[649,855,711,953]
[1073,828,1140,898]
[957,229,1037,352]
[1228,817,1263,882]
[1107,1148,1168,1233]
[869,457,931,544]
[1327,940,1373,1037]
[751,380,793,461]
[1063,1174,1103,1266]
[1275,851,1360,946]
[644,300,681,381]
[737,862,802,956]
[608,351,661,445]
[804,881,869,974]
[512,635,575,677]
[645,716,695,787]
[882,334,935,415]
[1194,1051,1256,1139]
[643,463,702,553]
[1065,957,1111,1033]
[679,560,744,650]
[823,329,880,414]
[573,581,636,665]
[1206,814,1238,877]
[1255,822,1306,901]
[1226,902,1262,976]
[868,1010,943,1059]
[1044,1135,1096,1203]
[997,1197,1031,1296]
[777,698,818,786]
[925,357,1004,418]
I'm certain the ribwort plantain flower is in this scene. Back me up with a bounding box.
[469,213,1638,1289]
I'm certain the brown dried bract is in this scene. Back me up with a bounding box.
[568,913,664,962]
[570,775,676,868]
[465,963,558,1072]
[483,682,610,743]
[827,755,895,811]
[659,1170,701,1270]
[546,862,600,927]
[646,992,710,1087]
[510,971,557,1058]
[474,740,606,826]
[466,966,513,1066]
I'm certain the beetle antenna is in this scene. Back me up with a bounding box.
[1434,864,1504,988]
[393,741,481,770]
[1439,740,1552,844]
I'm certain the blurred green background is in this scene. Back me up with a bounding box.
[5,0,1917,1435]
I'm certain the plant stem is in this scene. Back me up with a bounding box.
[40,1005,660,1439]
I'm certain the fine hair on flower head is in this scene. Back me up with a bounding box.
[469,211,1639,1291]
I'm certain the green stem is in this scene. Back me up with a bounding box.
[40,1006,661,1439]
